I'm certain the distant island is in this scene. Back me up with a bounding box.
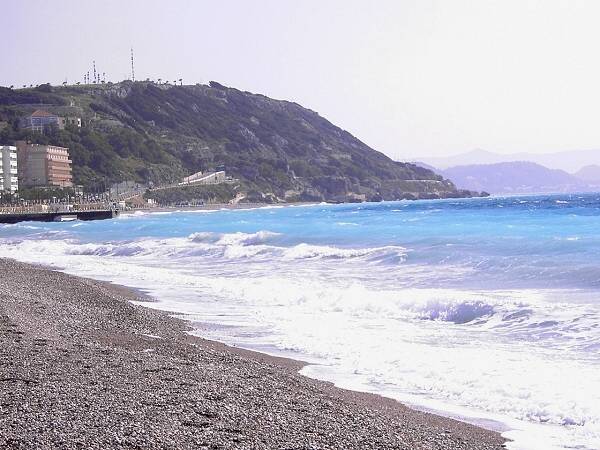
[0,81,484,204]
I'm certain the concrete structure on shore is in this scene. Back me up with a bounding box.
[16,141,73,188]
[0,146,19,193]
[179,170,226,186]
[0,207,118,224]
[21,110,81,133]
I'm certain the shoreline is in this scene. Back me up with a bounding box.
[184,318,512,436]
[0,257,506,449]
[127,201,321,214]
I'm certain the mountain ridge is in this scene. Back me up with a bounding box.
[0,81,483,203]
[573,165,600,185]
[419,148,600,173]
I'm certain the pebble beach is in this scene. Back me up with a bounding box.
[0,258,506,449]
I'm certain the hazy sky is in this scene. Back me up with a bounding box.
[3,0,600,160]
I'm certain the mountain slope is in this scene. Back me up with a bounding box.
[440,161,589,194]
[574,165,600,184]
[0,81,481,202]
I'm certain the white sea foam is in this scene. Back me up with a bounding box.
[1,215,600,449]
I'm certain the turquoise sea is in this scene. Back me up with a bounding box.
[2,194,600,449]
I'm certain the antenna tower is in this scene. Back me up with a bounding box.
[93,61,97,83]
[131,48,135,81]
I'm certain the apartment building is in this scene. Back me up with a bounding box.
[0,146,18,193]
[16,141,73,188]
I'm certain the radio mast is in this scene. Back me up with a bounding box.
[130,48,135,82]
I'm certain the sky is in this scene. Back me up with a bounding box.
[3,0,600,161]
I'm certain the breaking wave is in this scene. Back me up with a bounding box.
[1,231,407,265]
[282,243,406,261]
[418,298,495,323]
[191,230,281,246]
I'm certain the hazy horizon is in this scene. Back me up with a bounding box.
[4,0,600,163]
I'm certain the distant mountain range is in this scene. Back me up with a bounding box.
[428,161,591,194]
[419,148,600,173]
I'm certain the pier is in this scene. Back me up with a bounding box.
[0,204,119,224]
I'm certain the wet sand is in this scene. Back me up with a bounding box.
[0,258,506,449]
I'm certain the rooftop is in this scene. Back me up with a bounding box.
[29,109,57,118]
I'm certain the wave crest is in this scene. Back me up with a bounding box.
[39,231,404,263]
[283,243,406,261]
[188,230,280,246]
[418,299,495,324]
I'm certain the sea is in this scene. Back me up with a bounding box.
[1,193,599,450]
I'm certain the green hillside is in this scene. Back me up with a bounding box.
[0,81,483,202]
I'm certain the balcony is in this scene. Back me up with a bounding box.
[47,169,72,176]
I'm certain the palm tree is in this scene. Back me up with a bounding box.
[179,78,183,86]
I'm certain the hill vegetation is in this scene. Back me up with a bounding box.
[0,81,482,202]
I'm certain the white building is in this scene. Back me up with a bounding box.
[0,145,18,193]
[179,171,226,186]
